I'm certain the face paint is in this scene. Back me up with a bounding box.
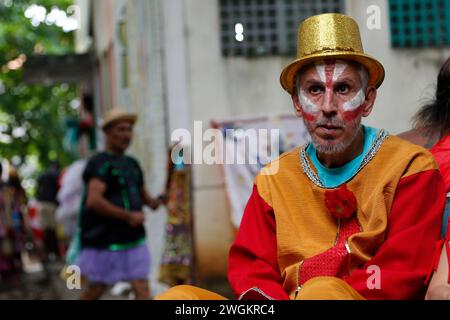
[342,89,365,111]
[315,60,350,106]
[342,89,366,122]
[298,89,318,122]
[332,61,347,81]
[315,63,326,82]
[299,60,366,124]
[314,60,348,84]
[298,89,319,113]
[297,60,367,155]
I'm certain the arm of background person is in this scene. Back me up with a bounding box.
[85,178,144,227]
[141,187,160,210]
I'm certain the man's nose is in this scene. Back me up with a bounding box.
[320,88,338,115]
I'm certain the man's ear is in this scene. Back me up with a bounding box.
[291,93,303,118]
[362,86,377,117]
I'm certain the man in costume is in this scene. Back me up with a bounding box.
[76,108,162,300]
[156,13,445,300]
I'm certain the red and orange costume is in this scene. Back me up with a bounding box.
[229,134,445,300]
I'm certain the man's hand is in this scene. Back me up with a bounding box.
[425,285,450,300]
[158,194,169,206]
[149,198,159,210]
[142,188,164,210]
[127,212,146,227]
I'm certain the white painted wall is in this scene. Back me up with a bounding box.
[124,0,169,295]
[74,0,92,53]
[162,0,191,134]
[346,0,450,134]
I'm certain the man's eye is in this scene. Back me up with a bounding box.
[336,84,349,93]
[309,86,323,94]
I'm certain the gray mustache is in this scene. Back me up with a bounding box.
[313,119,345,128]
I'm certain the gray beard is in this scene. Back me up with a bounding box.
[309,121,362,155]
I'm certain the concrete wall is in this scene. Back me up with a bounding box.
[347,0,450,134]
[74,0,91,53]
[124,0,168,294]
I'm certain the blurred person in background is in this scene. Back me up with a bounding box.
[0,167,27,280]
[75,108,163,300]
[398,57,450,300]
[36,160,61,261]
[55,159,87,253]
[0,162,8,278]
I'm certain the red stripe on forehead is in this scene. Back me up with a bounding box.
[324,60,336,102]
[324,62,335,88]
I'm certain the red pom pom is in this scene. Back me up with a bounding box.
[324,184,357,219]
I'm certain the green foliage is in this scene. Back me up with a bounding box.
[0,0,78,174]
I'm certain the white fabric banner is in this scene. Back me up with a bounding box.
[214,114,310,228]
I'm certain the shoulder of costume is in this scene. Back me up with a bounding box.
[254,146,304,206]
[257,146,303,178]
[380,134,438,177]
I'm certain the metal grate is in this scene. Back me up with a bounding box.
[219,0,345,57]
[389,0,450,48]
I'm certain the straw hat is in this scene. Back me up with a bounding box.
[101,108,137,131]
[8,167,19,179]
[280,13,385,94]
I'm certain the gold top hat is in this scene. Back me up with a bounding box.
[280,13,385,94]
[101,108,137,131]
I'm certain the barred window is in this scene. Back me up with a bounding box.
[219,0,345,57]
[389,0,450,48]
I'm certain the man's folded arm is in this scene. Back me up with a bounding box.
[228,184,289,300]
[344,169,445,299]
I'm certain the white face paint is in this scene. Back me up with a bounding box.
[332,61,348,81]
[315,63,326,82]
[298,88,319,114]
[297,60,364,115]
[342,89,366,111]
[314,60,348,83]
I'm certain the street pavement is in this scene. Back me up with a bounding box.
[0,259,234,300]
[0,260,125,300]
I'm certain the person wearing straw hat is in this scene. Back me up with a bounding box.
[156,13,445,300]
[75,108,163,300]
